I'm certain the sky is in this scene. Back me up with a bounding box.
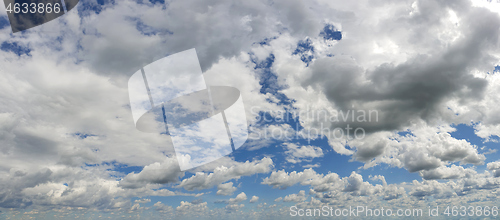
[2,0,500,219]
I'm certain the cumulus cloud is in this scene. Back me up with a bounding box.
[262,168,340,191]
[225,204,244,212]
[118,157,184,189]
[134,198,151,204]
[249,196,259,203]
[176,201,208,213]
[215,192,247,204]
[347,125,486,174]
[178,157,273,191]
[229,192,247,204]
[420,165,476,180]
[283,143,324,163]
[216,182,237,196]
[153,202,173,213]
[487,161,500,177]
[283,190,307,202]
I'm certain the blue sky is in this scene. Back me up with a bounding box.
[2,0,500,219]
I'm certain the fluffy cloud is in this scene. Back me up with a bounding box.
[178,157,273,191]
[249,196,259,203]
[176,201,208,213]
[215,192,247,204]
[153,201,173,213]
[216,182,237,196]
[225,204,244,212]
[347,124,486,175]
[283,190,307,202]
[419,165,476,180]
[283,143,324,163]
[259,0,498,173]
[262,168,341,191]
[229,192,247,204]
[487,161,500,177]
[134,198,151,204]
[118,157,184,189]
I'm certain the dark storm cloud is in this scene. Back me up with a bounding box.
[303,3,499,136]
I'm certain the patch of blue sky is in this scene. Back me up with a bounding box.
[73,132,97,139]
[320,24,342,41]
[77,0,166,17]
[238,111,424,185]
[147,0,165,4]
[397,130,415,137]
[494,65,500,73]
[253,36,278,46]
[0,42,31,56]
[76,0,115,17]
[450,123,500,170]
[250,53,293,105]
[132,18,173,36]
[450,123,483,145]
[132,0,166,5]
[292,38,314,66]
[84,161,143,177]
[233,110,365,181]
[110,162,144,174]
[0,16,9,30]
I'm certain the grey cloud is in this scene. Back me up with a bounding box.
[419,165,475,180]
[403,149,442,172]
[343,172,363,192]
[295,0,500,141]
[487,161,500,177]
[216,182,237,196]
[118,158,184,189]
[153,201,173,213]
[76,0,283,80]
[353,139,387,162]
[0,169,52,208]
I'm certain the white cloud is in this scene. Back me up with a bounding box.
[229,192,247,204]
[487,161,500,177]
[249,196,259,203]
[283,190,307,202]
[283,143,324,163]
[262,168,341,191]
[153,201,173,213]
[216,182,237,196]
[225,204,244,212]
[420,165,476,180]
[178,157,273,191]
[134,198,151,204]
[176,201,208,213]
[118,157,184,189]
[215,192,247,204]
